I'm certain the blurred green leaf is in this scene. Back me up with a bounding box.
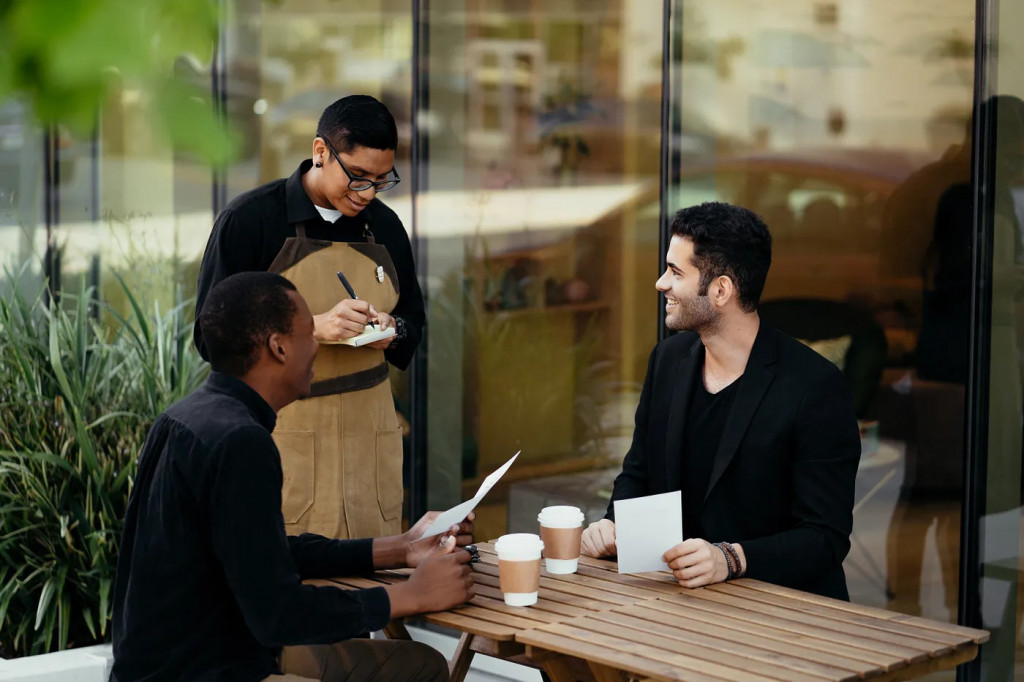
[0,0,229,160]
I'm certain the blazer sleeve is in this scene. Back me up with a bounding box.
[739,369,860,587]
[606,344,659,520]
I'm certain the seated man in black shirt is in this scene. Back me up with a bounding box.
[111,272,474,682]
[580,202,860,600]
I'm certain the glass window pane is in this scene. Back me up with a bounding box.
[0,99,46,295]
[670,2,976,668]
[976,2,1024,677]
[420,1,663,542]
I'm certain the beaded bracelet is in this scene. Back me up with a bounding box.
[721,542,744,578]
[713,542,736,580]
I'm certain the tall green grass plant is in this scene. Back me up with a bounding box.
[0,272,207,657]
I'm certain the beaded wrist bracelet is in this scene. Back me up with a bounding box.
[721,542,744,578]
[714,542,736,580]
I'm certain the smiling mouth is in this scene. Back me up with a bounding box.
[347,196,368,209]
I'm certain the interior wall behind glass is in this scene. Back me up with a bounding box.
[669,0,975,650]
[420,0,663,541]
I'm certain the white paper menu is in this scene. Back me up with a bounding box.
[614,491,683,573]
[421,451,520,538]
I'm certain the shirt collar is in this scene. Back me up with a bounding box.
[205,371,278,432]
[285,159,322,225]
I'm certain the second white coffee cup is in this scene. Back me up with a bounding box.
[538,505,585,574]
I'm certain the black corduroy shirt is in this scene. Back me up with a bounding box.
[193,159,425,370]
[110,373,391,682]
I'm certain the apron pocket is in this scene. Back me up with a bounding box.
[273,430,315,524]
[375,428,404,521]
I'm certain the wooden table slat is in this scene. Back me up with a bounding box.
[603,605,894,677]
[521,623,782,682]
[575,613,850,682]
[472,583,593,619]
[647,595,929,664]
[710,582,971,647]
[465,594,563,624]
[472,562,638,606]
[640,597,907,670]
[729,580,990,644]
[673,590,946,659]
[421,609,519,640]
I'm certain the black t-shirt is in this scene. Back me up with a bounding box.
[680,370,742,540]
[193,160,425,370]
[110,373,391,681]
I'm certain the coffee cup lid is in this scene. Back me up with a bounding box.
[494,533,544,554]
[537,505,585,525]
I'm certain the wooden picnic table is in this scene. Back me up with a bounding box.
[321,541,988,681]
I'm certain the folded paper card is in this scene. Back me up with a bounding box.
[422,451,520,538]
[614,491,683,574]
[321,324,396,347]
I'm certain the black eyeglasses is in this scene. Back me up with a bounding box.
[316,133,401,192]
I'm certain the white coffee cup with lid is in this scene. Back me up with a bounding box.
[494,533,544,606]
[537,505,585,574]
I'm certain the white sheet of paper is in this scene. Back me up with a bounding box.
[422,451,520,538]
[614,491,683,574]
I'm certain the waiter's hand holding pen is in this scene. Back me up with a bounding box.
[309,271,374,342]
[336,270,395,350]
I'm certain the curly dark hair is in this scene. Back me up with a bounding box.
[198,272,298,377]
[669,202,772,312]
[317,95,398,153]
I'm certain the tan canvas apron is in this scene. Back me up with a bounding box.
[268,223,403,539]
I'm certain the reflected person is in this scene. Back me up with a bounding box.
[580,202,860,600]
[112,273,473,682]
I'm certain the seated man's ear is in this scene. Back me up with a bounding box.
[267,332,288,364]
[714,275,735,307]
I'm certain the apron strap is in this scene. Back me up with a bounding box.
[306,362,389,399]
[295,223,307,240]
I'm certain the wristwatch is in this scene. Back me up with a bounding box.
[393,315,408,344]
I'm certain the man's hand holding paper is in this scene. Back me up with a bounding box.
[421,452,520,539]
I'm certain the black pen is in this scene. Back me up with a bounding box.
[336,271,358,300]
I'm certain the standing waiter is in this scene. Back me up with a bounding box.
[194,95,423,539]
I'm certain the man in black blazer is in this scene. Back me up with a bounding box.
[581,202,860,600]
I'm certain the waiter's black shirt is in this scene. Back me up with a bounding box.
[110,372,391,682]
[194,159,425,369]
[680,371,742,540]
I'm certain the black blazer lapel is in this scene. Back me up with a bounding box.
[664,339,702,490]
[704,324,778,501]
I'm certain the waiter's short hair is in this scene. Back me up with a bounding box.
[670,202,772,313]
[198,272,299,378]
[318,95,398,153]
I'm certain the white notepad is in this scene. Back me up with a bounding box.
[322,324,396,347]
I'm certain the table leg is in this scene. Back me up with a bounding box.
[449,633,476,682]
[587,661,629,681]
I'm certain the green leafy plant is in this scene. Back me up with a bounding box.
[0,269,207,657]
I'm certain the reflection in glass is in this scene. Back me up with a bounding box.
[420,1,662,542]
[668,2,976,661]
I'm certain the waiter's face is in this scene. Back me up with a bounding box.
[285,291,319,399]
[321,144,396,218]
